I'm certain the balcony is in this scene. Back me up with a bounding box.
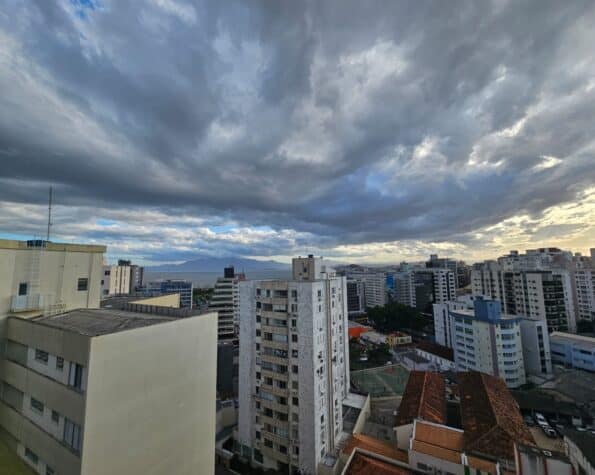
[10,294,44,312]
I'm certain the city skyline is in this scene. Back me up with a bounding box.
[1,1,594,265]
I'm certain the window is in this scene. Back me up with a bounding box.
[35,349,49,364]
[104,270,111,276]
[52,410,60,424]
[25,448,38,465]
[56,357,64,371]
[68,363,85,391]
[292,397,299,406]
[30,397,44,414]
[77,278,88,291]
[63,418,82,453]
[291,334,298,343]
[18,283,28,296]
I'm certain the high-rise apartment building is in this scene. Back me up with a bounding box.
[472,253,577,332]
[101,260,144,297]
[208,266,245,341]
[147,279,193,308]
[345,277,365,317]
[437,298,526,388]
[393,268,455,312]
[0,307,217,475]
[237,256,350,475]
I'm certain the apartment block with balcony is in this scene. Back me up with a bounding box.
[0,307,217,475]
[208,266,245,341]
[448,298,526,388]
[237,256,350,475]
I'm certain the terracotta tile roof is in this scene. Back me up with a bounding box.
[344,452,413,475]
[342,434,408,464]
[395,371,446,426]
[414,421,464,451]
[466,455,498,474]
[458,372,535,461]
[411,421,464,464]
[416,341,454,361]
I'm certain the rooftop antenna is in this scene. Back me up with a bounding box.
[46,186,53,242]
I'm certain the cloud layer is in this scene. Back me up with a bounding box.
[0,0,594,263]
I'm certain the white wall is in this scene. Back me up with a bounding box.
[81,312,217,475]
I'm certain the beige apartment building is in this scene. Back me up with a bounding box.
[0,239,217,474]
[0,307,217,475]
[0,239,105,322]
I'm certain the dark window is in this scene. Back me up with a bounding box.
[35,349,49,364]
[25,448,38,465]
[56,357,64,371]
[30,397,44,414]
[46,467,55,475]
[77,278,88,291]
[68,363,84,391]
[51,410,60,424]
[18,283,28,296]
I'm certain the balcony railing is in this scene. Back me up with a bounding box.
[11,294,44,312]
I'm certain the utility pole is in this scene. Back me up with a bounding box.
[46,186,53,242]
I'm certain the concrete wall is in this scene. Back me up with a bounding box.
[131,293,180,308]
[81,312,217,475]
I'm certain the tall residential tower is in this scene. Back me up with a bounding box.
[237,256,350,475]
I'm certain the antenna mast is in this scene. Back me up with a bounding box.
[46,186,53,242]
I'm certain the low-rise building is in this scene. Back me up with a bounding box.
[0,307,217,475]
[550,332,595,372]
[415,341,455,372]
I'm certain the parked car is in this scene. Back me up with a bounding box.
[534,413,547,424]
[544,427,557,438]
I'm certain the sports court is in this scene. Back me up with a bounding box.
[351,364,410,397]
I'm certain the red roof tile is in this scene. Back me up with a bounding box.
[344,452,413,475]
[458,372,535,461]
[342,434,408,463]
[395,371,446,426]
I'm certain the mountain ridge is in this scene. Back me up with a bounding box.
[145,256,290,272]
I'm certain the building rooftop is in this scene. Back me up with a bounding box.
[416,341,454,361]
[562,429,595,468]
[411,420,464,464]
[395,371,446,426]
[343,450,415,475]
[30,308,180,336]
[342,434,408,463]
[459,372,534,461]
[550,331,595,346]
[0,238,106,253]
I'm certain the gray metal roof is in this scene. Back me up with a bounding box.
[32,308,177,337]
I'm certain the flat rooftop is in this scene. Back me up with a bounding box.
[550,331,595,346]
[0,238,106,253]
[31,308,178,337]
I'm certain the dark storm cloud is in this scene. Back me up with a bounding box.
[0,0,594,260]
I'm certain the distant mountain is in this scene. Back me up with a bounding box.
[146,256,290,273]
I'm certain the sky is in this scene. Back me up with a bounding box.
[0,0,594,265]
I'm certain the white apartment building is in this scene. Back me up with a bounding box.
[431,268,456,304]
[472,259,577,332]
[238,256,350,475]
[101,264,131,296]
[519,318,552,376]
[208,266,244,341]
[573,261,595,322]
[448,298,526,388]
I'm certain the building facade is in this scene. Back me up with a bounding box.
[345,278,365,317]
[208,266,245,341]
[0,239,105,341]
[550,332,595,372]
[0,307,217,475]
[449,299,526,388]
[237,256,350,475]
[519,318,552,376]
